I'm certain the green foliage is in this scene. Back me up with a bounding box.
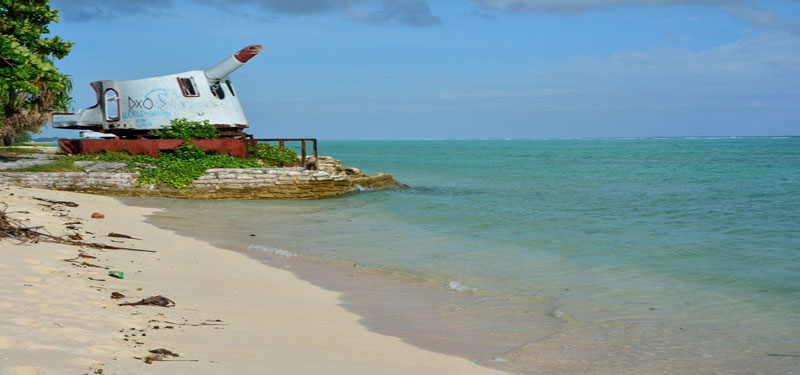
[8,158,81,172]
[150,118,218,140]
[252,143,299,167]
[62,151,132,162]
[129,143,303,188]
[8,140,303,189]
[0,146,39,154]
[129,143,260,189]
[7,142,58,148]
[1,0,74,143]
[13,131,32,143]
[8,142,55,147]
[127,143,303,188]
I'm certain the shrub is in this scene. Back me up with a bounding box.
[7,158,83,172]
[12,127,308,189]
[253,144,299,167]
[150,118,218,140]
[0,147,39,155]
[129,143,260,189]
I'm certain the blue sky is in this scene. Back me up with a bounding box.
[43,0,800,139]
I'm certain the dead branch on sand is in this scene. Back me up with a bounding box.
[0,203,156,253]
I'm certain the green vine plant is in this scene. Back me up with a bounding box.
[6,119,302,188]
[252,143,299,167]
[129,143,261,189]
[149,118,218,140]
[127,143,299,189]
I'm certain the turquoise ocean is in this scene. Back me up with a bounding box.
[129,138,800,374]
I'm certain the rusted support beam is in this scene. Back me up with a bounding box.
[313,140,318,160]
[301,140,307,169]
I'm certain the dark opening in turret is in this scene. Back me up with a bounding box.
[211,83,225,99]
[178,77,199,97]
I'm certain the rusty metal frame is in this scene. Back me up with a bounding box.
[247,136,318,169]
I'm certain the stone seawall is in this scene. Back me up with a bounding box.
[0,156,403,200]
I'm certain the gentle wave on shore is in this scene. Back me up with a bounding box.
[128,138,800,374]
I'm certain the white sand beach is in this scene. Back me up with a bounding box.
[0,186,506,375]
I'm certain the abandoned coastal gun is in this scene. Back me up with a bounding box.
[54,44,318,166]
[53,45,317,168]
[54,45,263,139]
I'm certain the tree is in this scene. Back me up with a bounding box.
[0,0,73,145]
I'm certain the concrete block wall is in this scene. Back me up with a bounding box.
[0,156,402,199]
[0,172,139,191]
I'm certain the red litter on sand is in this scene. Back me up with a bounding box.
[91,212,105,219]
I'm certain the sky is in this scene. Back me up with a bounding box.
[42,0,800,140]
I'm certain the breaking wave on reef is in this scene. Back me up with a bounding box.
[349,184,376,192]
[248,244,296,257]
[447,281,477,292]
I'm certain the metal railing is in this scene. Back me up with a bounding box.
[246,137,318,169]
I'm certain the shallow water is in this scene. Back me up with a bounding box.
[127,138,800,374]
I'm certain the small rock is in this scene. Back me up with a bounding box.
[91,212,105,219]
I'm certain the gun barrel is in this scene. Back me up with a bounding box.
[205,45,262,84]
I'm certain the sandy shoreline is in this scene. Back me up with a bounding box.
[0,186,506,375]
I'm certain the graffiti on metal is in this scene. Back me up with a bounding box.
[121,88,184,126]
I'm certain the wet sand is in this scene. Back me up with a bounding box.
[206,239,564,371]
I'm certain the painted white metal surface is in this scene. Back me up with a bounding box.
[54,45,262,133]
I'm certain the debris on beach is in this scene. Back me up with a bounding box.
[150,348,180,357]
[141,348,199,364]
[68,260,107,269]
[91,212,105,219]
[119,295,175,307]
[32,197,79,207]
[64,220,82,230]
[108,271,124,279]
[111,292,126,299]
[2,203,154,252]
[64,253,107,268]
[108,232,139,240]
[149,318,228,327]
[1,203,42,241]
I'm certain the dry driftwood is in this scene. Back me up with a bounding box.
[1,203,155,253]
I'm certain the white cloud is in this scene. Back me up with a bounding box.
[473,0,773,13]
[53,0,442,27]
[723,6,800,36]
